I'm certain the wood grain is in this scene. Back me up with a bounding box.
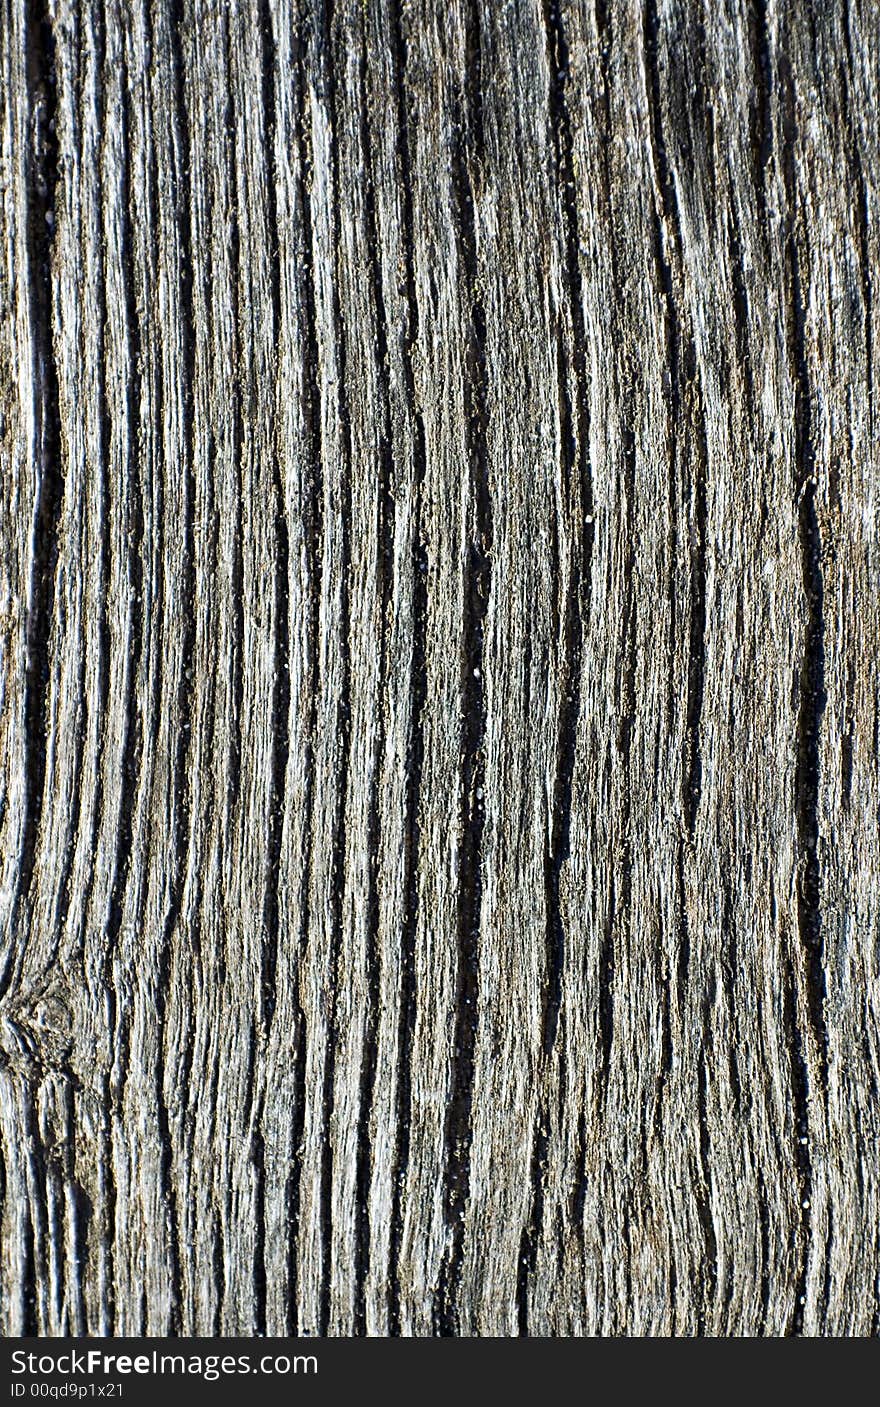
[1,0,878,1336]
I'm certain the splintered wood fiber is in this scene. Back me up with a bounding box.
[1,0,878,1336]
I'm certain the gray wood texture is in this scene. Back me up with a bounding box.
[1,0,878,1337]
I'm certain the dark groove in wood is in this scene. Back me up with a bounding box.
[683,369,708,836]
[387,0,427,1337]
[644,1,708,841]
[756,1169,771,1335]
[841,0,873,425]
[316,0,353,1336]
[251,1113,267,1335]
[696,1015,719,1332]
[152,0,198,1334]
[223,15,245,816]
[780,52,829,1095]
[6,0,63,988]
[516,1114,548,1335]
[542,327,582,1059]
[258,0,288,1039]
[435,50,492,1333]
[783,955,813,1336]
[726,202,755,413]
[252,0,287,1339]
[284,0,325,1337]
[747,0,773,227]
[101,23,145,1009]
[353,9,394,1335]
[93,2,114,1005]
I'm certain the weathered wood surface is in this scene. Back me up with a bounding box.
[1,0,878,1337]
